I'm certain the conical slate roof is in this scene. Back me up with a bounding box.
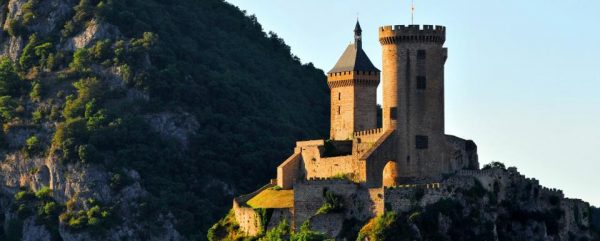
[328,21,379,74]
[328,44,379,74]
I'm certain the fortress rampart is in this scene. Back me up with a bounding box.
[232,183,276,236]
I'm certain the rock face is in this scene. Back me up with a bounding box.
[0,0,182,240]
[63,19,121,51]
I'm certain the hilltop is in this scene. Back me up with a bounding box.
[207,9,600,241]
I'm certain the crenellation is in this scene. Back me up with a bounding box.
[379,25,446,45]
[354,128,383,137]
[384,182,442,190]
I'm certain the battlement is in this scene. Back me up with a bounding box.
[379,24,446,45]
[354,128,383,137]
[456,169,501,177]
[385,182,442,190]
[306,177,356,184]
[328,70,380,78]
[327,71,380,88]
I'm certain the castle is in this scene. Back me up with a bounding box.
[231,21,480,236]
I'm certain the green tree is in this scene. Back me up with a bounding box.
[19,34,39,69]
[25,136,40,156]
[0,96,16,123]
[63,77,106,119]
[0,57,25,97]
[70,48,93,71]
[30,82,42,101]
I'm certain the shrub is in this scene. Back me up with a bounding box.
[32,109,43,123]
[19,34,39,69]
[30,82,42,101]
[0,96,16,123]
[0,57,27,97]
[61,200,116,232]
[42,201,59,216]
[25,135,41,156]
[259,220,289,241]
[34,42,54,68]
[78,144,100,163]
[207,210,245,241]
[316,190,343,215]
[90,39,112,61]
[357,212,406,241]
[34,186,52,200]
[63,77,106,119]
[70,48,93,71]
[290,222,331,241]
[21,0,39,25]
[109,172,128,190]
[482,161,506,170]
[68,215,87,229]
[6,19,26,37]
[15,191,35,202]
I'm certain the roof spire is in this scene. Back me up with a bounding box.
[354,20,362,49]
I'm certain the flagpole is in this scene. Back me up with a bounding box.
[411,0,414,25]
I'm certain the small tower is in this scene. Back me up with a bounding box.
[379,25,448,178]
[327,21,380,140]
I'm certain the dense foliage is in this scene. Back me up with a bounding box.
[0,0,328,240]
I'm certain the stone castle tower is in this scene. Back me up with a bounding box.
[271,22,476,190]
[327,21,380,140]
[231,22,479,236]
[379,25,448,178]
[228,23,593,240]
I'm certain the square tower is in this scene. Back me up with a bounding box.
[327,21,380,140]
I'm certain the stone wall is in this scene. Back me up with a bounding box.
[445,135,479,172]
[329,84,355,140]
[309,213,345,238]
[293,180,380,230]
[383,183,445,213]
[232,199,262,236]
[266,208,293,231]
[277,153,302,189]
[360,130,398,187]
[232,183,274,236]
[304,155,362,181]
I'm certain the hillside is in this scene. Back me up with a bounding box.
[0,0,328,240]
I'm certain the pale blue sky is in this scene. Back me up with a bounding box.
[225,0,600,206]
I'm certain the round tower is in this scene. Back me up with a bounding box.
[379,25,448,178]
[327,21,380,140]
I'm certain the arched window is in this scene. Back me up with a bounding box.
[338,106,341,115]
[338,92,341,100]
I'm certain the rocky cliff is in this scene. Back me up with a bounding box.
[0,0,328,240]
